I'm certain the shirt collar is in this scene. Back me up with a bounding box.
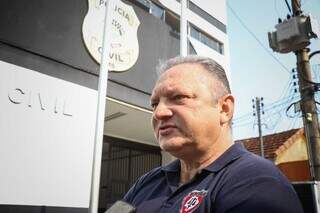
[203,142,247,173]
[162,158,180,173]
[161,142,247,173]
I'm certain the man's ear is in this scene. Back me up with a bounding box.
[219,94,235,125]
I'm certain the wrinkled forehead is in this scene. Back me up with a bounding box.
[151,72,178,98]
[156,64,212,85]
[156,70,180,86]
[151,65,212,97]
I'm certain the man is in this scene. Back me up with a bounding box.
[123,55,303,212]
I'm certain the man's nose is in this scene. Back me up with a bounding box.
[153,102,173,120]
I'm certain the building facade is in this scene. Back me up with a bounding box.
[0,0,229,212]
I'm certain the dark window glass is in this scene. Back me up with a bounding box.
[136,0,150,9]
[190,26,224,54]
[190,27,200,40]
[188,1,226,33]
[188,41,197,54]
[150,2,165,20]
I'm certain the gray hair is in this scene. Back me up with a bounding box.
[156,55,231,101]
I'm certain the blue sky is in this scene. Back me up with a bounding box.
[227,0,320,140]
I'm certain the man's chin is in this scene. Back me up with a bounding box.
[160,144,181,153]
[159,138,187,153]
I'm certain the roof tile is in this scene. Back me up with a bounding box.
[235,128,302,161]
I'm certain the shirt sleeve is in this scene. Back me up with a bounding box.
[122,175,143,204]
[214,175,304,213]
[122,167,160,204]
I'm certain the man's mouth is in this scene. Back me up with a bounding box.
[158,124,177,136]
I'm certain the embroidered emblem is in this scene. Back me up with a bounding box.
[180,189,207,213]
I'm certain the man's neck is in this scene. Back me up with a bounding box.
[179,139,234,184]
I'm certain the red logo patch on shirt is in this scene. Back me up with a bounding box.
[180,189,208,213]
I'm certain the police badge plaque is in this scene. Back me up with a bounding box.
[82,0,140,72]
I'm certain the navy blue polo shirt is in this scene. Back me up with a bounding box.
[123,143,303,213]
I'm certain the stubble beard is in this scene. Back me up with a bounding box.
[158,128,195,155]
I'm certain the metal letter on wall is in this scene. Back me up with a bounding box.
[82,0,140,72]
[1,60,97,208]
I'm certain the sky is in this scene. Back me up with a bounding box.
[227,0,320,140]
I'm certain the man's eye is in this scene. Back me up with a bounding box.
[151,102,158,109]
[173,95,187,101]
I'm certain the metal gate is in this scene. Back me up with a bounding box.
[99,136,162,212]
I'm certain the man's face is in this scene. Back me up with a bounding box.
[150,63,224,157]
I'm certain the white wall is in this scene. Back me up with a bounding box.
[0,61,97,208]
[159,0,231,82]
[189,0,227,24]
[159,0,227,35]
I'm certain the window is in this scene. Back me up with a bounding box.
[150,2,165,20]
[190,26,224,54]
[188,1,226,33]
[188,42,197,54]
[190,26,200,40]
[130,0,165,20]
[136,0,150,10]
[165,11,180,36]
[174,0,227,33]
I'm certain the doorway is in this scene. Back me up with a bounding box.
[99,136,162,212]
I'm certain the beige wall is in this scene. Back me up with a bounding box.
[275,135,308,165]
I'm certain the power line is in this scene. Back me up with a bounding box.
[284,0,292,14]
[264,94,298,111]
[233,93,295,122]
[264,111,283,131]
[233,90,299,128]
[232,119,255,128]
[233,73,300,128]
[276,77,294,100]
[227,2,292,74]
[233,95,295,124]
[233,111,254,122]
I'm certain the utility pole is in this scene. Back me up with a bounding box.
[296,48,320,180]
[291,0,320,181]
[253,97,264,157]
[268,0,320,180]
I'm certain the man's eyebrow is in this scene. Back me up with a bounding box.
[150,93,158,102]
[150,97,156,103]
